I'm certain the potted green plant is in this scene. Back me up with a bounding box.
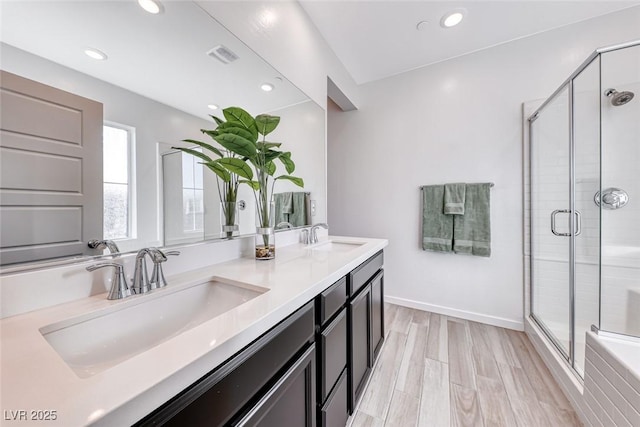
[210,107,304,259]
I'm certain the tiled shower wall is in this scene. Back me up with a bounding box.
[583,333,640,427]
[600,45,640,336]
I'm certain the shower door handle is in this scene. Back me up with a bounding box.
[551,209,581,236]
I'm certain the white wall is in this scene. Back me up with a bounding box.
[269,100,326,222]
[328,7,640,330]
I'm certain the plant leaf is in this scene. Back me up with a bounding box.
[218,158,253,180]
[257,141,282,150]
[239,179,260,190]
[202,160,231,182]
[255,114,280,136]
[276,175,304,187]
[201,129,219,139]
[263,149,282,163]
[209,115,224,126]
[214,124,256,143]
[171,146,214,163]
[223,107,258,140]
[265,161,276,176]
[278,151,295,174]
[181,139,223,158]
[213,133,257,158]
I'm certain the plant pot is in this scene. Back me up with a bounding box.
[255,200,275,260]
[220,201,239,238]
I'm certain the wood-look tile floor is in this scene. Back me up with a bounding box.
[348,304,583,427]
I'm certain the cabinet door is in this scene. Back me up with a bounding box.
[232,344,316,427]
[348,284,371,413]
[319,369,348,427]
[318,308,347,403]
[370,270,384,360]
[137,302,314,426]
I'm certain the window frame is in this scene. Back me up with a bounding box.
[103,121,137,241]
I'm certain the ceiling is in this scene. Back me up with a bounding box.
[0,1,308,120]
[300,1,640,84]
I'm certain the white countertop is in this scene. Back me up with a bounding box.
[0,236,387,426]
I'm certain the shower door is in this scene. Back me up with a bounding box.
[530,58,601,376]
[530,85,572,359]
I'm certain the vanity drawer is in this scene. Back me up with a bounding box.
[318,308,347,403]
[348,251,383,296]
[319,369,348,427]
[138,301,315,426]
[317,276,346,325]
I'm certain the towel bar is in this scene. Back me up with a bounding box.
[420,183,494,189]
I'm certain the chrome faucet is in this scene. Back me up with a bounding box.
[86,262,131,300]
[132,248,152,294]
[88,239,120,256]
[309,223,329,244]
[149,249,180,290]
[132,248,180,294]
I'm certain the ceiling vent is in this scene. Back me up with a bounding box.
[207,45,239,64]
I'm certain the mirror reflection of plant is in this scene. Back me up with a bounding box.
[172,121,251,235]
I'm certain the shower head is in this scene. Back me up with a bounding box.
[604,88,635,106]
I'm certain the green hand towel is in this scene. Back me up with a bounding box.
[273,192,292,226]
[444,183,466,215]
[422,185,453,253]
[453,183,491,257]
[288,192,308,227]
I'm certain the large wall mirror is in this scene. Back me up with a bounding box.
[0,1,326,269]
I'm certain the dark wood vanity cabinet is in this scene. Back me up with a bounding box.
[137,250,384,427]
[231,345,316,427]
[347,252,384,414]
[136,302,316,427]
[315,277,348,427]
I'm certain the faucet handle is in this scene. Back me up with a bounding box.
[301,228,310,244]
[149,249,180,290]
[86,262,131,300]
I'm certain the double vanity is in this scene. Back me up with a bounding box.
[1,236,387,426]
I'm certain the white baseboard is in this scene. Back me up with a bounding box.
[385,295,524,331]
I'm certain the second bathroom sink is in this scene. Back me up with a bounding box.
[311,241,364,253]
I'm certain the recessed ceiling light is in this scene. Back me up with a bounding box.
[138,0,164,15]
[441,9,465,28]
[84,48,107,61]
[261,83,274,92]
[259,9,277,28]
[207,104,219,110]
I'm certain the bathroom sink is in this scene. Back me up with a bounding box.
[311,241,364,253]
[40,278,268,378]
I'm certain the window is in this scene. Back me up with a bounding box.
[181,151,204,233]
[103,124,133,239]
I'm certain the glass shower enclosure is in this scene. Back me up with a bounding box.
[528,40,640,377]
